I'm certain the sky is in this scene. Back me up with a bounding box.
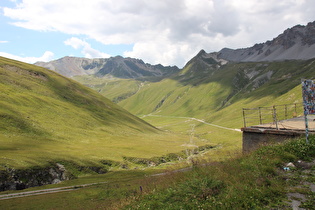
[1,0,315,68]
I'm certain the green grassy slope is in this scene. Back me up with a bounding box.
[73,75,143,103]
[0,57,200,169]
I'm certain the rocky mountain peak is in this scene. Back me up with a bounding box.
[196,49,207,56]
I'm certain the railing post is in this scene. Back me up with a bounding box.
[259,107,262,125]
[242,108,247,128]
[273,105,279,130]
[242,103,302,129]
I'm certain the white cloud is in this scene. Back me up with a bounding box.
[0,51,54,63]
[64,37,110,58]
[0,41,9,43]
[2,0,315,67]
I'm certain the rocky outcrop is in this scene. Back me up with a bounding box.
[0,163,73,191]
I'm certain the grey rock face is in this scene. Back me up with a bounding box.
[0,163,71,191]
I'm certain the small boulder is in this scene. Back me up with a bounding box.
[286,162,296,168]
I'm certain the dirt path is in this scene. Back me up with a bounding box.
[141,114,241,132]
[0,182,107,200]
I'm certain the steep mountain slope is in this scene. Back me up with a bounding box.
[0,56,197,168]
[35,56,180,79]
[106,57,315,128]
[217,21,315,62]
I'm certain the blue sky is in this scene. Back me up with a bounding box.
[1,0,315,67]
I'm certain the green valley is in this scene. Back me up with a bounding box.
[74,56,315,159]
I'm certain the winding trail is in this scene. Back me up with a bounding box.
[141,114,241,132]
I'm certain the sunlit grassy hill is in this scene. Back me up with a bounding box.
[0,57,199,169]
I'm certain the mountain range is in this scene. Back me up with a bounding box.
[35,55,180,79]
[36,21,315,79]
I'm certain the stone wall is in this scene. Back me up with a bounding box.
[0,163,72,191]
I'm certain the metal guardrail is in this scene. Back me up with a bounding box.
[242,103,303,128]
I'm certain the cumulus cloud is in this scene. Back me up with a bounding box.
[0,51,54,63]
[3,0,315,67]
[64,37,110,58]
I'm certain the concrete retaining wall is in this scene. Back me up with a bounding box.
[242,127,305,153]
